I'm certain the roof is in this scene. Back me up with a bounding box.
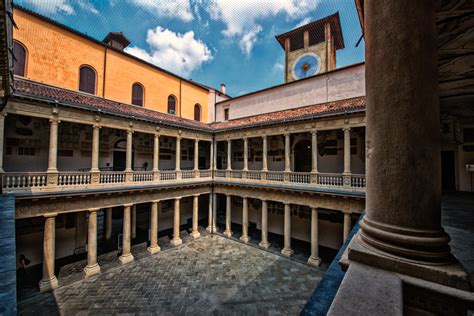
[13,77,212,131]
[211,96,366,131]
[275,12,345,50]
[102,32,131,48]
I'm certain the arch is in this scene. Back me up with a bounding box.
[168,95,177,115]
[294,139,312,172]
[131,82,144,106]
[79,65,97,95]
[194,103,201,121]
[13,40,27,77]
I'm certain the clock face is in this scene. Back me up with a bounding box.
[292,53,321,80]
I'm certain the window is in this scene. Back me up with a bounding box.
[131,83,144,106]
[79,65,97,94]
[13,41,27,76]
[224,108,229,121]
[168,95,176,115]
[194,104,201,121]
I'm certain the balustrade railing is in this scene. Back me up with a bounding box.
[317,173,344,187]
[351,174,366,188]
[267,171,284,182]
[290,172,310,184]
[182,170,196,179]
[100,171,126,184]
[247,171,261,180]
[2,172,48,190]
[215,170,226,178]
[199,170,211,178]
[231,170,243,179]
[133,171,154,182]
[58,172,91,186]
[160,171,177,181]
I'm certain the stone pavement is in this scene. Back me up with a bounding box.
[18,235,323,315]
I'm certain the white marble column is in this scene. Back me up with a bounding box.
[194,139,199,172]
[227,139,232,171]
[343,127,351,175]
[84,209,101,277]
[262,135,268,172]
[211,140,216,171]
[175,136,181,172]
[206,193,217,232]
[243,137,248,171]
[308,208,321,267]
[119,204,134,265]
[240,197,250,243]
[343,212,351,242]
[170,198,183,246]
[311,131,318,173]
[224,194,232,237]
[39,215,58,292]
[147,200,161,254]
[125,130,133,172]
[104,208,112,240]
[191,194,201,239]
[91,124,100,172]
[284,133,291,172]
[281,203,294,257]
[131,204,136,239]
[0,113,5,172]
[153,134,160,179]
[47,118,59,173]
[258,200,270,249]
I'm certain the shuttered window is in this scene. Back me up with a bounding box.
[131,83,144,106]
[168,95,176,114]
[194,104,201,121]
[79,66,96,94]
[13,41,26,77]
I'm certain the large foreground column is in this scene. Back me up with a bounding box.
[190,194,201,239]
[258,200,270,249]
[39,215,58,292]
[104,208,112,240]
[170,198,183,246]
[119,204,134,265]
[308,208,321,267]
[147,200,161,254]
[83,209,101,277]
[281,203,293,257]
[240,197,249,243]
[224,194,232,237]
[343,212,351,243]
[131,204,137,239]
[206,193,217,232]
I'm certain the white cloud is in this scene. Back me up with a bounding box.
[294,17,312,28]
[273,62,284,72]
[130,0,193,22]
[206,0,321,56]
[77,0,99,14]
[22,0,74,15]
[125,26,213,77]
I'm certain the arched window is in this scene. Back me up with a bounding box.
[194,104,201,121]
[13,41,27,77]
[168,95,176,115]
[131,83,144,106]
[79,65,97,95]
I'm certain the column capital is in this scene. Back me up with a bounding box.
[342,126,351,132]
[176,135,182,140]
[193,193,200,197]
[261,134,267,139]
[89,208,100,212]
[92,123,101,129]
[49,117,60,124]
[311,208,319,213]
[123,203,134,208]
[195,138,199,143]
[151,199,160,204]
[127,129,134,135]
[175,196,182,201]
[311,130,318,136]
[44,213,57,218]
[154,133,160,138]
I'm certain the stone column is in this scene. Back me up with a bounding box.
[39,215,58,292]
[104,208,112,240]
[131,204,136,239]
[356,0,453,265]
[284,134,290,172]
[147,200,160,254]
[281,203,293,257]
[119,204,134,265]
[262,135,268,170]
[47,117,59,185]
[243,137,248,171]
[74,212,87,254]
[258,200,270,249]
[343,127,351,175]
[226,139,232,171]
[194,139,199,174]
[191,194,201,239]
[211,140,216,171]
[84,209,101,277]
[91,124,100,172]
[206,193,217,233]
[175,136,181,179]
[343,212,351,243]
[308,208,321,267]
[170,198,183,246]
[224,194,232,237]
[207,193,213,232]
[153,134,160,181]
[311,131,319,184]
[0,113,5,172]
[240,197,250,243]
[125,129,133,172]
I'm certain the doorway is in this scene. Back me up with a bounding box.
[113,151,126,171]
[294,140,312,172]
[441,151,456,192]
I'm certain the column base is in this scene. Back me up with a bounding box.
[147,245,161,255]
[39,276,58,292]
[223,230,233,238]
[83,263,101,278]
[240,236,250,243]
[307,256,322,267]
[258,241,271,249]
[281,248,294,257]
[119,253,134,265]
[190,231,201,239]
[170,238,183,247]
[206,225,218,233]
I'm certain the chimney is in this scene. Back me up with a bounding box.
[220,84,226,95]
[102,32,131,51]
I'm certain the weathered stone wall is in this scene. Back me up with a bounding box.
[0,194,17,315]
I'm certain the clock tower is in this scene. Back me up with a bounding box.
[276,13,344,83]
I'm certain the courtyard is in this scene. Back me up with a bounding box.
[18,235,323,315]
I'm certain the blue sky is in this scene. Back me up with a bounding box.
[16,0,364,96]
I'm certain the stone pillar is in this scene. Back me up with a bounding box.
[224,194,232,237]
[153,134,160,181]
[308,208,321,267]
[190,194,201,239]
[207,193,213,232]
[104,208,112,240]
[281,203,293,257]
[262,135,268,171]
[175,136,181,179]
[343,127,351,175]
[211,140,216,171]
[284,134,291,172]
[311,131,319,184]
[170,198,183,246]
[240,197,250,243]
[91,124,100,172]
[258,200,270,249]
[74,212,87,254]
[356,0,453,265]
[47,117,59,187]
[206,193,217,233]
[0,113,5,172]
[84,209,101,277]
[147,200,161,254]
[39,215,58,292]
[343,212,351,243]
[194,139,199,173]
[243,137,248,171]
[119,204,134,265]
[226,139,232,171]
[131,204,136,239]
[125,129,133,172]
